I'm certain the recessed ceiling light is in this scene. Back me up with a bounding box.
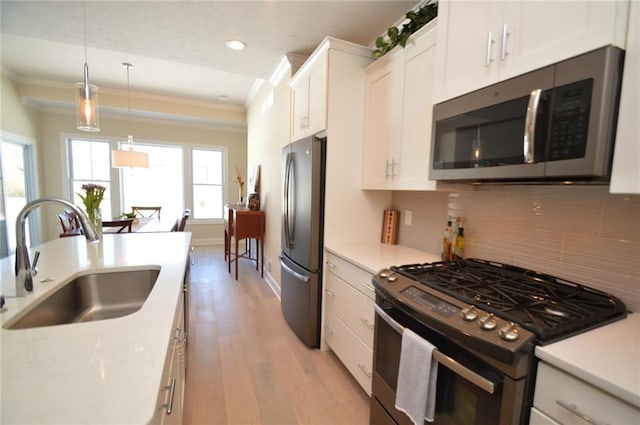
[218,95,228,101]
[226,39,246,50]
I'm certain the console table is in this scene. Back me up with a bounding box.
[224,204,265,280]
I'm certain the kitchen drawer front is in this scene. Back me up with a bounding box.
[534,362,640,425]
[324,308,373,395]
[529,408,560,425]
[325,252,376,300]
[325,271,375,348]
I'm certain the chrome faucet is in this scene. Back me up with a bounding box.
[15,197,100,297]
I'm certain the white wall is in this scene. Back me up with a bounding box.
[246,69,292,291]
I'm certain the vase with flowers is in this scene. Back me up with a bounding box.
[234,165,245,205]
[78,183,106,238]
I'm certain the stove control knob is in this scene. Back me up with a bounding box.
[478,314,497,331]
[387,274,397,283]
[379,270,389,278]
[499,322,520,341]
[460,306,478,321]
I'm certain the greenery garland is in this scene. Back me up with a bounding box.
[372,0,438,59]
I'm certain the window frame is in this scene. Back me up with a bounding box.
[63,134,228,226]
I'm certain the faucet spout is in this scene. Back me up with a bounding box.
[15,197,100,297]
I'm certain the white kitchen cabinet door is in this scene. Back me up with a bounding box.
[361,63,398,190]
[362,20,438,191]
[610,0,640,194]
[434,0,629,103]
[433,0,500,102]
[290,53,328,141]
[394,28,438,190]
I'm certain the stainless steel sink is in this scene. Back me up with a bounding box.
[5,269,160,330]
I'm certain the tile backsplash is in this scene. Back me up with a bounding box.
[392,185,640,313]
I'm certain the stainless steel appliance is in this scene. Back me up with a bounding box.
[371,259,626,425]
[280,134,326,348]
[431,46,624,183]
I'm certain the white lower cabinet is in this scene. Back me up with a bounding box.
[532,362,640,425]
[323,251,375,394]
[153,294,186,425]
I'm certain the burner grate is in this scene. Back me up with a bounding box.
[392,258,626,344]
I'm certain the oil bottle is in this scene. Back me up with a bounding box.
[454,217,465,260]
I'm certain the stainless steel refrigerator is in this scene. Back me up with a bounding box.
[280,134,326,348]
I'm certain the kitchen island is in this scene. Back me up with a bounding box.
[0,232,191,424]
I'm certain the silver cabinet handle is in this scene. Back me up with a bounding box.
[391,159,398,179]
[325,289,335,297]
[385,160,392,179]
[326,261,336,268]
[485,31,494,67]
[164,378,177,415]
[556,400,609,425]
[524,89,542,164]
[360,317,374,329]
[358,363,372,378]
[280,257,310,282]
[361,283,375,293]
[500,24,509,61]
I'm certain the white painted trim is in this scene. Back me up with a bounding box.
[264,270,281,300]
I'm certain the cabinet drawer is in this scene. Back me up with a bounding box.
[325,252,376,300]
[325,271,375,348]
[324,309,373,395]
[529,408,560,425]
[534,362,640,425]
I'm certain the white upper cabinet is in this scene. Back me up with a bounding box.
[362,21,438,191]
[610,0,640,194]
[290,53,328,141]
[434,0,629,103]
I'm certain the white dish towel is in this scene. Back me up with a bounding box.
[395,328,439,424]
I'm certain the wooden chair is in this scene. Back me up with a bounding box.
[102,218,134,233]
[171,209,191,232]
[132,206,162,219]
[58,210,83,237]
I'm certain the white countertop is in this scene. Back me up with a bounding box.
[325,242,441,274]
[535,312,640,409]
[0,232,191,424]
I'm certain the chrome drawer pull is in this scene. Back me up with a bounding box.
[164,378,177,415]
[325,289,336,297]
[358,363,372,378]
[326,261,336,268]
[360,317,374,329]
[361,283,375,292]
[556,400,609,425]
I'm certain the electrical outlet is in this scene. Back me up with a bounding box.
[404,210,412,226]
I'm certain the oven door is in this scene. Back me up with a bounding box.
[371,302,526,425]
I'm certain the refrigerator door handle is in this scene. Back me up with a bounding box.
[280,257,310,283]
[283,152,295,249]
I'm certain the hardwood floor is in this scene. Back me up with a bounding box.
[183,245,371,425]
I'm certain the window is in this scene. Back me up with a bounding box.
[192,148,224,219]
[69,139,112,218]
[121,144,184,220]
[66,137,227,224]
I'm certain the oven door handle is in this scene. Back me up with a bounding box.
[374,304,497,395]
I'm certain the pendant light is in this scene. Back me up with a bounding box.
[111,63,149,168]
[75,0,99,132]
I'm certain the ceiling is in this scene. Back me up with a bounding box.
[1,0,419,107]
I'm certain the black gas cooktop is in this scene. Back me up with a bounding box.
[390,258,627,345]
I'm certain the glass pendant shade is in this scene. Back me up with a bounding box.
[76,66,100,132]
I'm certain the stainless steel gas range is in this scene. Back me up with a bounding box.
[370,258,627,425]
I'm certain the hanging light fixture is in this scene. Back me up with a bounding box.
[111,62,149,168]
[76,0,99,132]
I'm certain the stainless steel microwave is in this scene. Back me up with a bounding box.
[430,46,624,183]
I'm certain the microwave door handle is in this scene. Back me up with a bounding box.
[523,89,542,164]
[373,304,497,395]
